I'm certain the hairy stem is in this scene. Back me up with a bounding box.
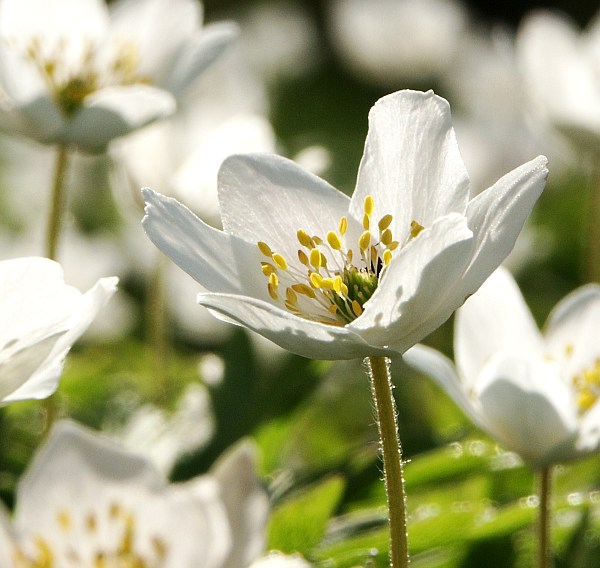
[367,355,409,567]
[537,466,552,568]
[45,145,70,261]
[148,254,170,399]
[42,145,71,433]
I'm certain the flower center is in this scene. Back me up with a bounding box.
[572,356,600,415]
[257,195,424,326]
[13,502,168,567]
[22,36,150,116]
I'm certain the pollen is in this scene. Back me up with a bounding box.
[256,195,425,326]
[572,358,600,415]
[21,35,150,117]
[13,502,171,567]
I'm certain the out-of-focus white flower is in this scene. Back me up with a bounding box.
[142,90,547,360]
[0,0,237,152]
[249,552,312,568]
[447,28,572,190]
[517,9,600,148]
[2,420,269,567]
[328,0,467,85]
[237,0,320,82]
[405,267,600,468]
[111,34,274,228]
[0,257,117,404]
[108,383,214,476]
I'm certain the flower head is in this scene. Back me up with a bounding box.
[517,9,600,147]
[142,89,548,360]
[0,257,117,404]
[405,267,600,468]
[0,0,237,152]
[2,420,269,567]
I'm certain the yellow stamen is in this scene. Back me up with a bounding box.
[327,231,342,250]
[383,249,392,266]
[410,220,424,238]
[298,250,309,266]
[261,262,276,276]
[292,283,316,298]
[286,288,298,305]
[339,216,348,235]
[309,248,322,269]
[352,300,363,317]
[381,228,393,246]
[578,389,597,412]
[310,272,323,288]
[297,229,313,248]
[272,253,288,270]
[258,241,272,257]
[363,213,370,230]
[364,195,374,216]
[378,214,393,231]
[359,231,371,252]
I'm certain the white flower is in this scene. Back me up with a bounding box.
[404,267,600,468]
[328,0,467,85]
[517,9,600,147]
[107,383,214,476]
[142,89,548,360]
[249,552,312,568]
[0,0,237,152]
[2,420,269,567]
[0,257,117,404]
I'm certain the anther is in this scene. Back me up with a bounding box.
[410,220,424,238]
[258,241,272,257]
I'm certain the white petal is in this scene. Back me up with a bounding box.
[58,85,176,152]
[4,276,118,404]
[459,155,548,296]
[474,352,578,467]
[577,401,600,456]
[0,258,117,404]
[16,421,164,529]
[403,344,485,428]
[7,94,65,143]
[349,214,473,354]
[17,420,235,568]
[0,0,109,63]
[0,503,17,566]
[197,292,389,360]
[0,333,65,403]
[249,552,312,568]
[351,89,470,239]
[218,153,350,260]
[211,442,269,568]
[454,267,544,390]
[109,0,200,83]
[142,189,266,299]
[544,284,600,374]
[517,12,600,138]
[166,22,239,95]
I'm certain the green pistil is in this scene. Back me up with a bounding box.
[334,267,379,323]
[56,75,98,116]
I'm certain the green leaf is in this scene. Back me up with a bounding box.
[268,476,345,556]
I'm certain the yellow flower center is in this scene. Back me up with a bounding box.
[22,36,150,116]
[13,502,168,567]
[257,195,424,326]
[572,356,600,415]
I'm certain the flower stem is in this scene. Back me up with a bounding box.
[367,355,409,567]
[148,254,171,399]
[536,466,552,568]
[42,145,71,434]
[45,145,70,261]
